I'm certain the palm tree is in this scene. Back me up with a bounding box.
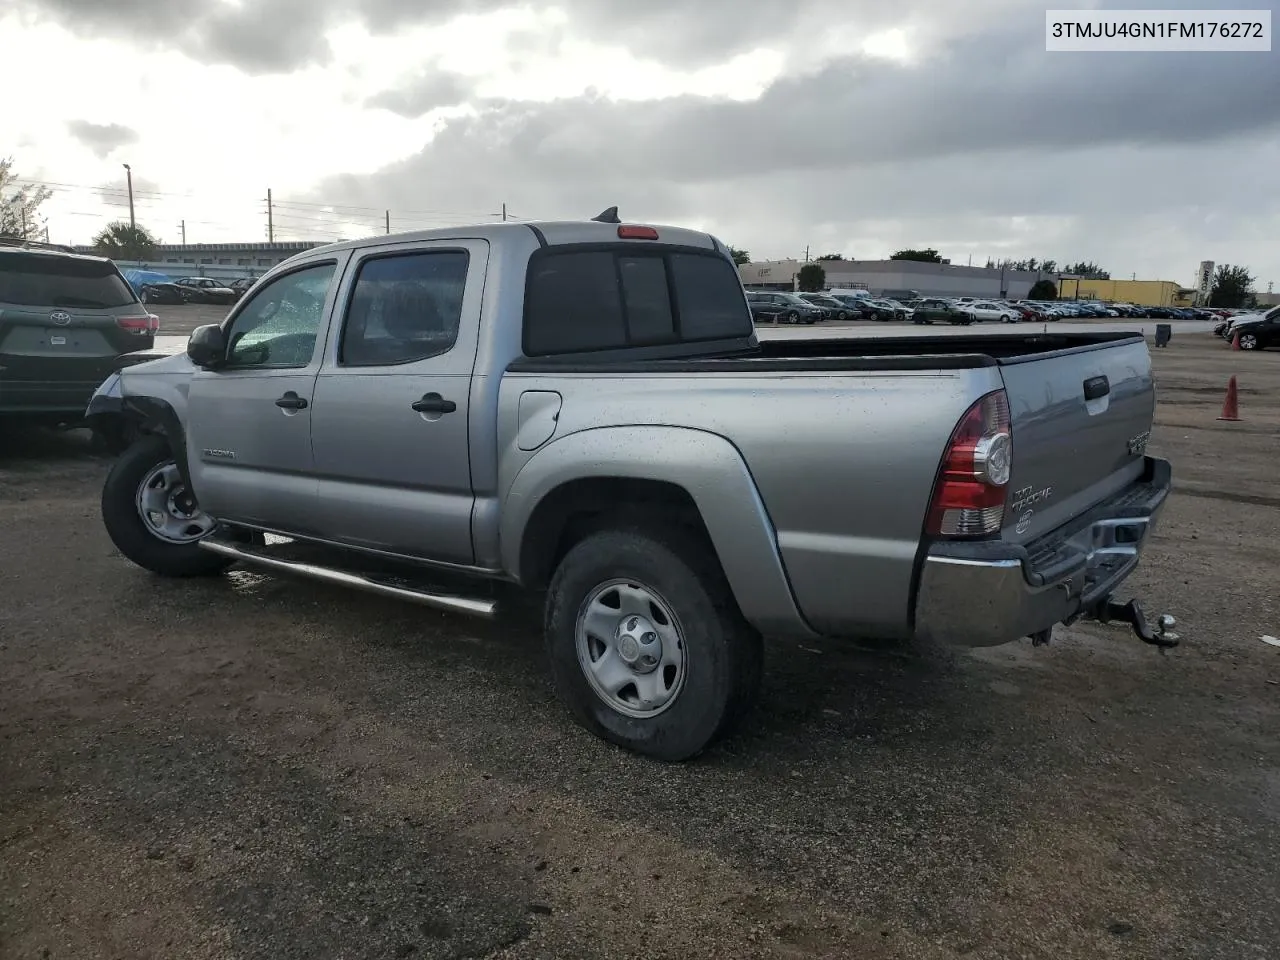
[93,221,159,261]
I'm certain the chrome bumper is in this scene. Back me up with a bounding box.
[914,457,1172,647]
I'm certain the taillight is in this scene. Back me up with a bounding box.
[926,389,1012,538]
[117,313,159,336]
[617,225,659,240]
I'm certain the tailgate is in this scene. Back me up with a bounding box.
[0,304,153,382]
[999,336,1154,544]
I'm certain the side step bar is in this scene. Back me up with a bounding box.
[198,539,498,618]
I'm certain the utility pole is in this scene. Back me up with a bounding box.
[804,245,810,262]
[385,210,390,234]
[266,188,275,242]
[179,220,186,244]
[122,163,135,230]
[502,202,508,222]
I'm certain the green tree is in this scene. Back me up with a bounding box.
[1063,260,1110,280]
[1040,259,1057,274]
[92,221,159,261]
[890,248,943,263]
[0,157,53,239]
[727,247,750,266]
[1208,264,1255,308]
[816,253,843,261]
[1028,279,1058,300]
[796,263,826,292]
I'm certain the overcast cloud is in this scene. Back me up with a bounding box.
[6,0,1280,284]
[66,121,138,159]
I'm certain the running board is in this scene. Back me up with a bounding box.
[198,539,498,618]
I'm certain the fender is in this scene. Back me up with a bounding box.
[501,425,818,640]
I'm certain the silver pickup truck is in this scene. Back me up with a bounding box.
[86,211,1175,761]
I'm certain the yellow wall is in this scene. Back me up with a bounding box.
[1055,278,1183,307]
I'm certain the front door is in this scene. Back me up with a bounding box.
[308,239,488,566]
[185,257,345,535]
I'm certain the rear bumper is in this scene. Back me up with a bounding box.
[0,379,102,416]
[914,456,1172,647]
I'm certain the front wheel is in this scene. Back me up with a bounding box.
[1239,333,1260,350]
[101,434,233,577]
[785,311,799,324]
[545,524,763,762]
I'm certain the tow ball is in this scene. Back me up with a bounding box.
[1093,597,1180,650]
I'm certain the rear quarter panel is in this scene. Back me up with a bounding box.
[498,367,1000,639]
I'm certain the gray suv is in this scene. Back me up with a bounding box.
[0,239,156,422]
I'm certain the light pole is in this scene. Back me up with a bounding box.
[122,163,135,230]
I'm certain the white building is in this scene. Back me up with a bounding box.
[739,258,1053,300]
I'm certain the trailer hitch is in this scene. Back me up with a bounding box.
[1093,598,1180,650]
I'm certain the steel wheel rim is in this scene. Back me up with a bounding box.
[135,461,216,544]
[575,578,688,719]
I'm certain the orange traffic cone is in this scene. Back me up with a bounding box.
[1232,330,1241,350]
[1217,375,1242,421]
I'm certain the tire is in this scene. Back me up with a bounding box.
[101,434,233,577]
[785,311,799,324]
[1000,315,1012,323]
[836,311,848,321]
[140,288,150,303]
[1239,333,1259,350]
[545,523,763,762]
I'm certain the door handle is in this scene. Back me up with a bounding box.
[411,393,457,414]
[275,391,309,410]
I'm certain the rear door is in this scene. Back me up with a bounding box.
[998,337,1156,545]
[308,239,488,565]
[0,250,154,413]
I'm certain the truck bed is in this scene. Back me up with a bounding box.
[503,328,1155,640]
[506,331,1146,373]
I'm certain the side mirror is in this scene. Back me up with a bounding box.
[187,323,227,369]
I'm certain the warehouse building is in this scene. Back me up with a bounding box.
[1055,278,1198,308]
[739,258,1048,300]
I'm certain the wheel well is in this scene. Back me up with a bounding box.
[518,477,714,589]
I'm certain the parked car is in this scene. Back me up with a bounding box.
[745,291,823,324]
[86,213,1175,762]
[139,281,187,305]
[1224,310,1280,350]
[867,297,912,320]
[174,276,238,305]
[229,277,257,301]
[0,238,157,423]
[1218,305,1280,345]
[798,293,853,320]
[962,300,1018,323]
[911,298,973,325]
[826,293,879,316]
[855,299,899,321]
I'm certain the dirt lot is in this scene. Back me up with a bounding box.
[2,329,1277,960]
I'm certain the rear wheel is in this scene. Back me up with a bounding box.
[101,434,232,577]
[545,523,763,762]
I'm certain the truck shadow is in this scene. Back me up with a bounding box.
[0,423,104,471]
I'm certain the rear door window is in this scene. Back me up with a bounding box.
[0,253,137,309]
[523,247,751,356]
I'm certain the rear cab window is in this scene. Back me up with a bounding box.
[522,245,752,357]
[0,252,137,309]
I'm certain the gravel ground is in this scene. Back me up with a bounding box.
[2,328,1278,960]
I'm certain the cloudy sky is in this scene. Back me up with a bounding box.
[4,0,1278,287]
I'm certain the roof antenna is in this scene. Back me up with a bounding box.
[591,206,620,224]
